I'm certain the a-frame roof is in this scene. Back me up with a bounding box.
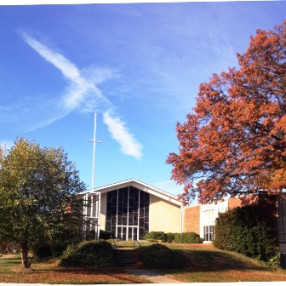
[80,178,182,207]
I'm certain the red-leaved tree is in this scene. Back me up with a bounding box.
[167,21,286,204]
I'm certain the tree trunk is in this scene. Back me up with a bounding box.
[21,243,30,269]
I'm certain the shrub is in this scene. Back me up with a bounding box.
[165,232,175,243]
[34,244,53,259]
[174,232,203,243]
[144,231,167,242]
[213,205,278,262]
[60,240,114,268]
[99,230,115,240]
[50,241,73,257]
[62,243,78,257]
[33,240,77,260]
[136,244,184,269]
[144,231,202,243]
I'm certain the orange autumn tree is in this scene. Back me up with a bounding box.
[167,21,286,204]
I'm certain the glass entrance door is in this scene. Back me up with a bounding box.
[128,227,138,240]
[117,226,127,240]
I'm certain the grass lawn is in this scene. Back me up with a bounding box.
[159,243,286,283]
[0,254,147,284]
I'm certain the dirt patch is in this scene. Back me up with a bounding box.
[0,254,18,258]
[165,242,214,249]
[14,267,35,274]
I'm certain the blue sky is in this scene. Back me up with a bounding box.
[0,1,285,197]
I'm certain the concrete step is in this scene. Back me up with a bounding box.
[115,248,137,267]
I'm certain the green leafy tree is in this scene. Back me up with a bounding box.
[0,138,86,268]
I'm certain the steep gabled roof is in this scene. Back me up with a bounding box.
[80,178,182,207]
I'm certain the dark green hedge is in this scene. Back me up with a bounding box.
[144,231,167,241]
[144,231,202,243]
[136,244,185,269]
[213,205,278,262]
[59,240,114,268]
[174,232,203,243]
[99,230,115,240]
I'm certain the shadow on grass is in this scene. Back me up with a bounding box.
[0,258,21,265]
[161,249,266,274]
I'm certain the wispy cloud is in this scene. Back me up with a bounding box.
[21,31,110,112]
[103,110,143,160]
[22,32,82,83]
[19,32,143,159]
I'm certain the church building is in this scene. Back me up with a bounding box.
[80,179,183,240]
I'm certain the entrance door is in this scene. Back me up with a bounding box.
[117,226,127,240]
[128,227,138,240]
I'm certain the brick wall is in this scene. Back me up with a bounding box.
[228,195,259,210]
[184,205,200,234]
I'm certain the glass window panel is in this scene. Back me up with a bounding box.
[203,225,214,241]
[106,190,118,234]
[133,227,138,240]
[128,227,133,239]
[123,227,127,240]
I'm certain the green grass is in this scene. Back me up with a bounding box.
[0,254,22,274]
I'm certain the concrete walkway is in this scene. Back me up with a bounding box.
[126,269,184,283]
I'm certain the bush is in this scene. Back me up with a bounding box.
[62,244,77,257]
[34,244,53,259]
[144,231,167,242]
[144,231,202,243]
[213,205,278,262]
[165,232,175,243]
[33,240,77,260]
[50,241,71,257]
[174,232,203,243]
[136,244,184,269]
[59,240,114,268]
[99,230,115,240]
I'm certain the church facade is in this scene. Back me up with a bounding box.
[80,179,183,240]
